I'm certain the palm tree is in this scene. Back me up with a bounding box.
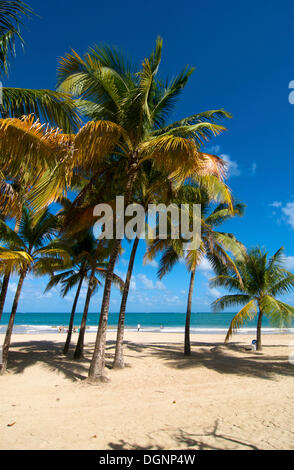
[46,265,86,355]
[45,231,123,357]
[0,243,31,321]
[0,173,35,320]
[145,185,245,355]
[211,247,294,351]
[74,240,124,360]
[32,38,232,382]
[0,115,74,320]
[0,208,69,373]
[0,1,80,130]
[44,235,88,356]
[113,164,175,368]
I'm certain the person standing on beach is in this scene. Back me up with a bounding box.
[137,323,141,332]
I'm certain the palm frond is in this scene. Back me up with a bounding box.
[1,88,81,132]
[224,299,257,342]
[261,295,294,329]
[212,293,252,312]
[0,0,33,76]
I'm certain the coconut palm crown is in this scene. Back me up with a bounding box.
[145,185,245,355]
[211,246,294,350]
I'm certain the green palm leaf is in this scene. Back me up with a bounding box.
[1,88,81,132]
[224,299,257,342]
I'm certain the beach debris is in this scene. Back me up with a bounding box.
[92,435,97,439]
[172,400,176,404]
[7,422,16,427]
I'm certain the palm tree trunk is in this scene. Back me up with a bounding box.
[184,268,196,356]
[63,274,85,355]
[0,269,27,374]
[74,268,95,360]
[113,237,139,369]
[0,273,10,322]
[256,308,263,351]
[0,221,20,322]
[88,164,137,382]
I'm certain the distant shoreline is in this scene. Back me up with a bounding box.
[1,324,294,335]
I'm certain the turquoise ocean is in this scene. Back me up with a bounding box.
[1,311,293,335]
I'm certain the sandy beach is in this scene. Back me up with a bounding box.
[0,331,294,450]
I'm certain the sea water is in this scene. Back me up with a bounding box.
[0,311,293,335]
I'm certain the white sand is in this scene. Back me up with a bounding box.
[0,331,294,450]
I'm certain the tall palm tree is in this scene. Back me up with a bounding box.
[45,231,123,357]
[44,234,89,356]
[31,38,232,382]
[0,173,35,320]
[145,185,245,355]
[0,208,69,373]
[45,264,86,355]
[73,240,124,360]
[0,241,31,321]
[113,164,175,368]
[211,247,294,351]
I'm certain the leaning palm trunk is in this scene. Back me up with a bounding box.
[0,221,21,322]
[0,272,10,321]
[0,268,27,374]
[184,268,196,356]
[88,165,137,382]
[63,273,85,355]
[74,267,96,360]
[113,237,139,369]
[256,306,263,351]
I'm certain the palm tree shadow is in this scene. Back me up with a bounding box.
[125,340,294,380]
[107,420,260,450]
[6,340,91,381]
[108,440,164,450]
[4,337,294,382]
[173,420,260,450]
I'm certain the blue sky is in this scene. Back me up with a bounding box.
[3,0,294,313]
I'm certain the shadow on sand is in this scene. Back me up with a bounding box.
[3,337,294,382]
[107,420,260,450]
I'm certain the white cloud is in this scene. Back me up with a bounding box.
[137,274,166,291]
[207,287,221,299]
[120,258,129,267]
[269,200,294,230]
[283,256,294,271]
[130,277,136,291]
[8,283,17,294]
[270,201,282,208]
[161,293,182,305]
[79,287,88,299]
[137,274,154,290]
[251,162,257,175]
[198,258,212,272]
[155,280,166,291]
[282,202,294,229]
[221,154,240,178]
[209,145,221,154]
[144,258,159,268]
[35,291,52,300]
